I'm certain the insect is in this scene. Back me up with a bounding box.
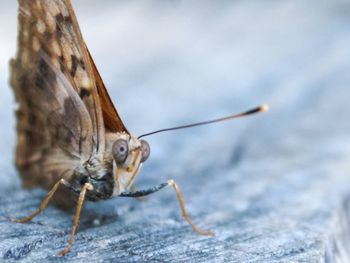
[10,0,268,256]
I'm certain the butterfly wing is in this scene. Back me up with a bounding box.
[86,48,129,133]
[50,0,106,154]
[10,0,108,189]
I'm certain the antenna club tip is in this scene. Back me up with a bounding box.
[260,104,269,112]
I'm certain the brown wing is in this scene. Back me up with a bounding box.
[10,0,106,188]
[17,0,107,153]
[86,48,129,133]
[54,0,106,155]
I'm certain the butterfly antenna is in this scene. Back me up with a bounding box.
[138,104,269,139]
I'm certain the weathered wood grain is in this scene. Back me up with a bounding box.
[1,0,350,262]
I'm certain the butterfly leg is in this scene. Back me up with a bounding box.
[130,186,146,201]
[12,179,72,223]
[58,182,93,256]
[120,180,214,236]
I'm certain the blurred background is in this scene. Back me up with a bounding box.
[1,0,349,186]
[1,0,350,261]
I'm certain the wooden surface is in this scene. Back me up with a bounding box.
[1,0,350,262]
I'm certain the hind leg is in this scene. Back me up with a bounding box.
[12,178,72,223]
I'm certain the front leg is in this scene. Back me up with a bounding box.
[120,180,214,236]
[58,182,93,256]
[130,186,146,201]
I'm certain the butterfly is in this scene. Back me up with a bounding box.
[10,0,268,256]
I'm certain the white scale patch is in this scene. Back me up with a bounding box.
[60,37,73,70]
[36,19,46,34]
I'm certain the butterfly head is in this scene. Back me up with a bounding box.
[110,133,150,195]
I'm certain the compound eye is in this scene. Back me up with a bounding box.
[140,140,150,163]
[112,139,129,164]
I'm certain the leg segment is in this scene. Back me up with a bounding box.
[58,183,93,256]
[120,180,214,236]
[131,186,147,201]
[13,179,71,223]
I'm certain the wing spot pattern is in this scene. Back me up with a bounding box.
[50,38,62,57]
[32,36,40,52]
[44,12,56,33]
[58,55,65,72]
[36,19,46,34]
[70,55,79,77]
[79,88,90,99]
[60,37,73,71]
[21,50,30,65]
